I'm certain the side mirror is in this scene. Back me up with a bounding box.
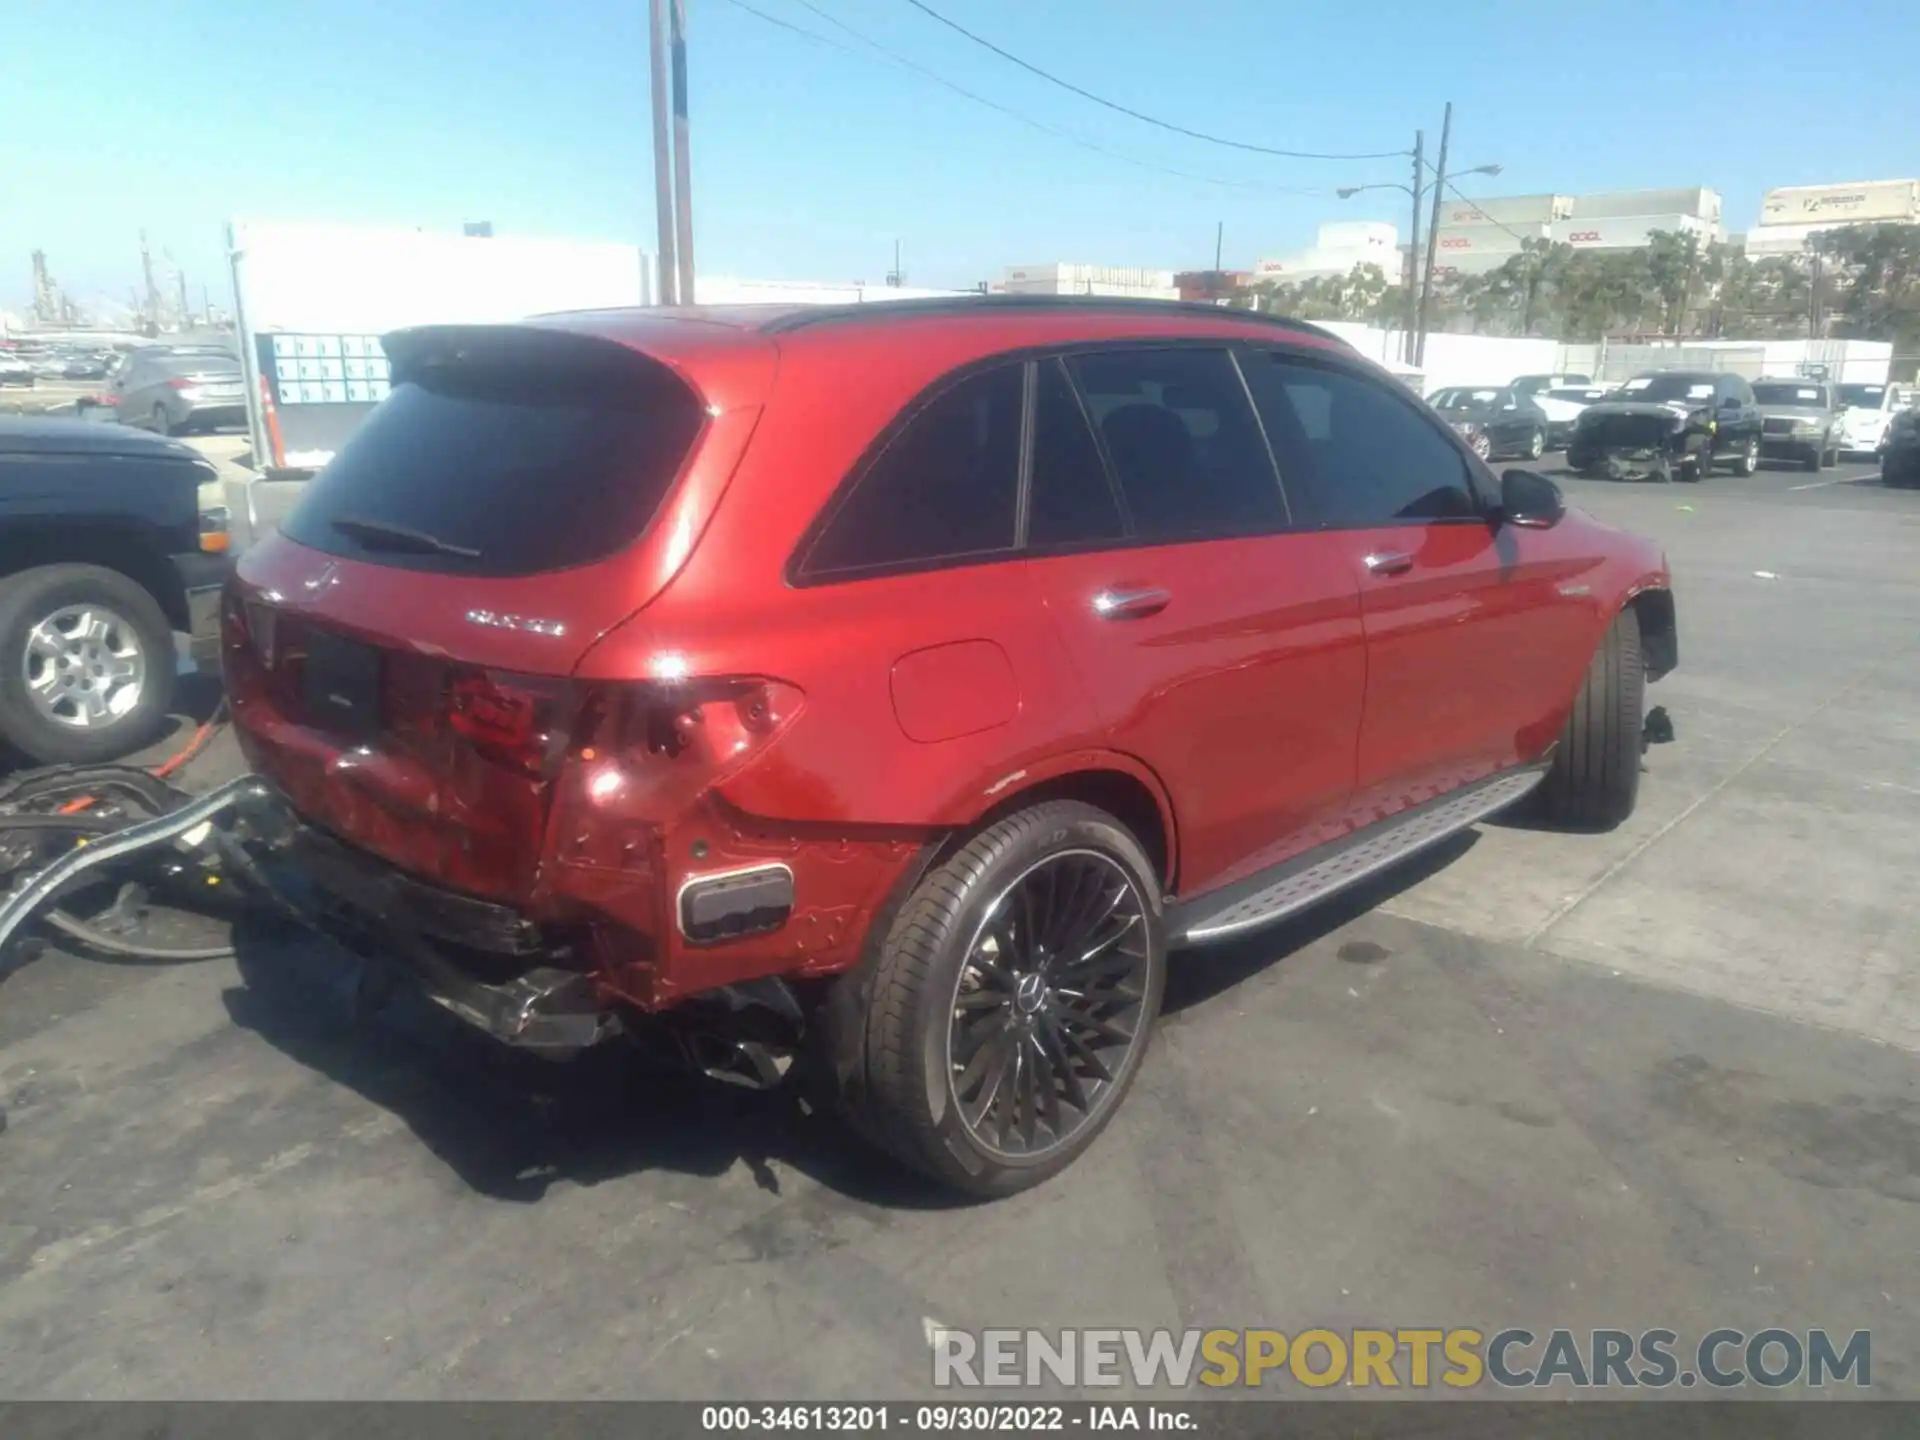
[1499,468,1565,530]
[1720,395,1741,409]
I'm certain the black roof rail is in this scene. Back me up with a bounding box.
[758,293,1348,345]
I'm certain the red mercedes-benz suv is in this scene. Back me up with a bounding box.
[222,298,1677,1195]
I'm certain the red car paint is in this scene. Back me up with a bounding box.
[225,302,1671,1014]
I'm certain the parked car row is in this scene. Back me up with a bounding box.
[1429,367,1917,482]
[0,344,115,384]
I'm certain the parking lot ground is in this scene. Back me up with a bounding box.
[0,458,1915,1402]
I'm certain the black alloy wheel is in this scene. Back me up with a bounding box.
[946,850,1153,1161]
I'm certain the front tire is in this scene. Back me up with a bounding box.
[854,801,1166,1198]
[1734,434,1761,476]
[1534,607,1645,831]
[0,564,176,765]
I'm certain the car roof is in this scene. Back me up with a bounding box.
[525,295,1347,350]
[0,416,216,463]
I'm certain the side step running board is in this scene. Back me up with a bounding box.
[1167,765,1547,946]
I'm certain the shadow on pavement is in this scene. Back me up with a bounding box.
[222,913,963,1212]
[217,820,1484,1210]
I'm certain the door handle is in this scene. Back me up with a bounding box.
[1092,586,1171,620]
[1364,551,1415,577]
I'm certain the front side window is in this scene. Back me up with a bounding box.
[1243,353,1481,528]
[1064,347,1285,542]
[803,363,1023,577]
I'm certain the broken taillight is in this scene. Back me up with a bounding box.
[548,676,806,866]
[445,669,573,778]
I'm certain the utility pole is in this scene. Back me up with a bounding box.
[1405,130,1424,364]
[1415,102,1452,369]
[649,0,678,304]
[1214,220,1224,272]
[670,0,696,307]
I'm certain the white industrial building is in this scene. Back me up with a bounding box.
[1743,179,1920,257]
[997,264,1179,299]
[1253,222,1402,284]
[1413,188,1724,277]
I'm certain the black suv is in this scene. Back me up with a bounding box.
[1567,371,1764,482]
[0,419,229,764]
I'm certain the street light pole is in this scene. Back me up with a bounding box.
[670,0,696,307]
[1405,130,1423,365]
[1416,101,1453,369]
[649,0,677,304]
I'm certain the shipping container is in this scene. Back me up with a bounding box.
[1759,179,1920,226]
[1743,223,1837,258]
[1429,221,1545,256]
[1439,194,1571,227]
[1550,214,1716,249]
[1570,188,1721,222]
[1421,250,1527,279]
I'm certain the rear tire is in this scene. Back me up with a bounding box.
[149,403,172,437]
[0,564,176,766]
[1534,607,1645,831]
[852,800,1166,1198]
[1526,428,1545,460]
[1800,445,1822,473]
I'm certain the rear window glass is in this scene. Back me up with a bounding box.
[1753,383,1827,405]
[280,347,704,577]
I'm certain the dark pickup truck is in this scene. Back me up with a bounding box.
[0,419,230,764]
[1566,370,1764,482]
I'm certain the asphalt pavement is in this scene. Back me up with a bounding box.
[0,453,1915,1403]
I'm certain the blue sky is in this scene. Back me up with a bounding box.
[3,0,1915,311]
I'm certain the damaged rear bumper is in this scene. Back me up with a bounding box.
[0,775,623,1054]
[229,787,625,1053]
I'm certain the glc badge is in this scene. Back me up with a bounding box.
[466,609,567,638]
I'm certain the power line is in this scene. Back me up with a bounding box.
[720,0,1325,196]
[1442,181,1531,244]
[899,0,1407,162]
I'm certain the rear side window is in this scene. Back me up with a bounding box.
[1065,348,1285,542]
[803,363,1023,577]
[280,341,704,577]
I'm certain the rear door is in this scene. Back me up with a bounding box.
[1241,349,1593,811]
[1024,347,1366,896]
